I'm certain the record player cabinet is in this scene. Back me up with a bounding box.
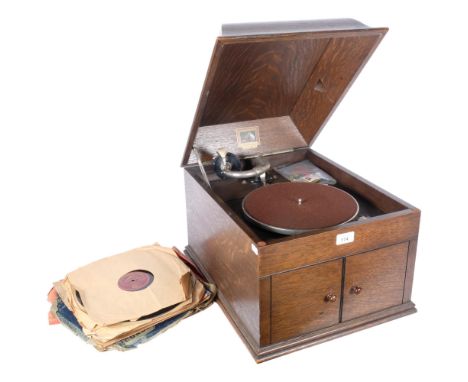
[182,19,420,362]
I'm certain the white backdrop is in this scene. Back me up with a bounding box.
[1,1,467,380]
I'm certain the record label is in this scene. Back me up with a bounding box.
[118,270,154,292]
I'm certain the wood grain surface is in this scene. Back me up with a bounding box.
[342,242,408,321]
[256,302,416,362]
[259,277,271,346]
[271,259,342,342]
[182,26,387,166]
[291,33,385,144]
[403,238,419,303]
[200,38,329,127]
[187,243,416,362]
[185,170,261,344]
[258,209,419,276]
[182,20,420,362]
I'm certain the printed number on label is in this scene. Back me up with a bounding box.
[336,231,355,246]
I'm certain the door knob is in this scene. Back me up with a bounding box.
[324,293,337,303]
[350,286,362,295]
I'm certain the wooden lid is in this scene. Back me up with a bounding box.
[182,19,387,166]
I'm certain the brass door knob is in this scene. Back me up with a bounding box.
[324,293,337,303]
[351,286,362,295]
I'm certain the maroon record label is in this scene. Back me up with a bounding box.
[118,270,154,291]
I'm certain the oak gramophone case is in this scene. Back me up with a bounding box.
[181,19,420,362]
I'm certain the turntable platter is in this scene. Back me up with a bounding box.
[242,183,359,235]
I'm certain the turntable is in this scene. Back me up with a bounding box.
[181,19,420,362]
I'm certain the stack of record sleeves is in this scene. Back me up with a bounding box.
[48,244,216,351]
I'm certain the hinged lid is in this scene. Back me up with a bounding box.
[182,19,387,166]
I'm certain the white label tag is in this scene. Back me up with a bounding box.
[251,243,259,256]
[336,231,355,246]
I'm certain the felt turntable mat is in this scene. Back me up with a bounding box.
[243,183,358,231]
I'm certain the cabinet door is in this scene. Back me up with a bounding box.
[271,259,342,343]
[342,242,408,321]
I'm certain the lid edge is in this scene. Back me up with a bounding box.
[221,18,369,37]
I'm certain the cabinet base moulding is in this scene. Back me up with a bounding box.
[186,246,416,363]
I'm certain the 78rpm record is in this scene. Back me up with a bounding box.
[66,246,191,326]
[242,182,359,235]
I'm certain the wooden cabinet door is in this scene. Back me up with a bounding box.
[271,259,342,343]
[342,242,408,321]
